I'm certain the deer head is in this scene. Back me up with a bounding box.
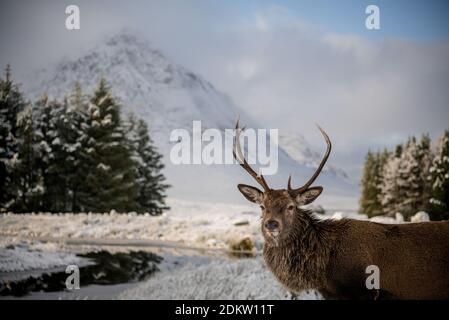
[234,120,331,242]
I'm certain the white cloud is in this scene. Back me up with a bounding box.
[1,1,448,180]
[180,15,449,179]
[255,14,269,32]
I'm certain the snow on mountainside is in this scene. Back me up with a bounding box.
[24,32,247,144]
[22,31,357,206]
[279,132,349,180]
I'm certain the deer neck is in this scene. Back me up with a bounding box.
[262,210,336,292]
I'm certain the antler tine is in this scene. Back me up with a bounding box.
[288,124,332,194]
[233,119,270,191]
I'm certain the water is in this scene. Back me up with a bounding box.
[0,234,257,300]
[0,250,163,298]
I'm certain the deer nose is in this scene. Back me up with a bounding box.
[265,220,279,231]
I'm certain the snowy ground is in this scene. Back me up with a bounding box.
[0,198,429,299]
[0,199,261,251]
[0,242,89,273]
[120,257,321,300]
[1,198,423,254]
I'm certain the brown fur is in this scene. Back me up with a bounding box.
[243,189,449,300]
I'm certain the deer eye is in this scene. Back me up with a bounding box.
[287,205,295,211]
[260,205,265,211]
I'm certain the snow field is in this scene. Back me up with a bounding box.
[0,199,262,250]
[1,198,430,253]
[119,257,321,300]
[0,241,88,273]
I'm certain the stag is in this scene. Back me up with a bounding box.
[233,121,449,299]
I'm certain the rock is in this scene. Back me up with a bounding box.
[233,219,249,226]
[411,211,430,223]
[229,237,254,253]
[395,212,404,223]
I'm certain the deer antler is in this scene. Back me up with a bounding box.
[288,125,331,195]
[233,119,270,191]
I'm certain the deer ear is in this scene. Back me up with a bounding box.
[237,184,263,204]
[295,187,323,205]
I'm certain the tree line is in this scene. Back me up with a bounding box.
[0,65,169,214]
[360,130,449,220]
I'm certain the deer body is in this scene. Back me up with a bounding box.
[263,210,449,299]
[233,121,449,300]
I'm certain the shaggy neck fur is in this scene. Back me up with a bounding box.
[263,209,345,292]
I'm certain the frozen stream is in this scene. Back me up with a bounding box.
[0,236,319,300]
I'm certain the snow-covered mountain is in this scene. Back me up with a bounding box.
[22,31,357,207]
[25,32,251,144]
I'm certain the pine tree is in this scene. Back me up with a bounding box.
[64,83,90,212]
[379,147,402,216]
[396,137,422,219]
[394,144,403,158]
[11,106,44,212]
[31,95,65,212]
[126,113,169,215]
[81,78,138,212]
[36,83,91,212]
[44,95,87,212]
[417,134,433,213]
[429,130,449,219]
[12,85,90,213]
[0,65,27,211]
[360,151,375,215]
[360,150,388,217]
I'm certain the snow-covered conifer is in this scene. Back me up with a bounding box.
[429,130,449,219]
[379,147,402,216]
[396,137,422,219]
[360,150,388,217]
[80,78,138,212]
[0,66,27,211]
[126,113,169,215]
[11,107,44,212]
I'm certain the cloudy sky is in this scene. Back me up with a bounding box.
[1,0,449,180]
